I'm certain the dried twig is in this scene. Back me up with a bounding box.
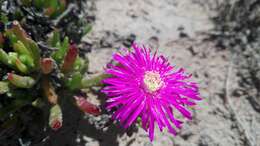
[225,53,256,146]
[52,4,76,26]
[37,41,58,51]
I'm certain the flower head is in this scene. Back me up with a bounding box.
[102,43,202,141]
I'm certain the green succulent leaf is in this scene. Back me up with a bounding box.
[81,74,110,88]
[8,73,36,88]
[7,52,29,74]
[26,39,41,69]
[65,72,83,90]
[49,30,61,47]
[0,14,8,23]
[13,41,31,57]
[61,37,69,54]
[6,21,41,70]
[0,49,10,66]
[19,54,35,69]
[8,52,18,66]
[52,36,69,63]
[0,81,10,94]
[15,59,29,74]
[49,0,59,9]
[5,31,18,45]
[73,57,86,73]
[34,0,45,9]
[83,24,92,35]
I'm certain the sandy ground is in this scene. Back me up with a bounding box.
[83,0,260,146]
[36,0,260,146]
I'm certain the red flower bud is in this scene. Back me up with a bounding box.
[41,58,54,74]
[61,44,78,73]
[74,96,101,116]
[50,119,62,131]
[49,104,62,131]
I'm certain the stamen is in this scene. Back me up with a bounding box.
[143,71,164,93]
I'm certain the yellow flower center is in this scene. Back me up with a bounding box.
[143,71,164,93]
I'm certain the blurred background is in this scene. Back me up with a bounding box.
[1,0,260,146]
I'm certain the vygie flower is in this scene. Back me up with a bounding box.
[102,43,202,141]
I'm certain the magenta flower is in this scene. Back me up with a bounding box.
[102,43,202,141]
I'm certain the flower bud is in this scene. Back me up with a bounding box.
[61,44,78,73]
[49,104,62,131]
[41,58,54,74]
[74,96,101,116]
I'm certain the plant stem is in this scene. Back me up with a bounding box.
[81,74,110,88]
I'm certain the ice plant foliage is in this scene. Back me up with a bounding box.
[0,21,101,136]
[102,43,202,141]
[0,2,99,144]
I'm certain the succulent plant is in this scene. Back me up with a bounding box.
[0,20,105,144]
[20,0,66,18]
[0,1,102,144]
[1,0,92,43]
